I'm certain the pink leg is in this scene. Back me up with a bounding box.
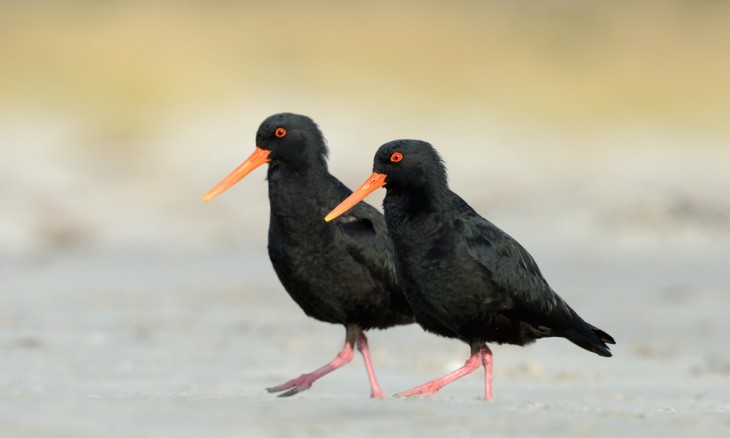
[356,332,387,399]
[395,350,482,398]
[481,345,493,400]
[266,341,354,397]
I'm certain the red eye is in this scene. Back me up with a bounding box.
[275,127,287,138]
[390,152,403,163]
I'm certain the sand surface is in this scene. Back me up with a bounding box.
[2,109,729,437]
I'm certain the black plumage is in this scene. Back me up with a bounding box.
[203,114,412,397]
[325,139,614,399]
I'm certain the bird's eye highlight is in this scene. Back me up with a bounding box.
[275,127,287,138]
[390,152,403,163]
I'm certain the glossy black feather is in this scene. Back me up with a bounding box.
[374,140,614,355]
[260,114,412,330]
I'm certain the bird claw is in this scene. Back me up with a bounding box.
[266,376,314,397]
[275,387,301,398]
[394,382,442,398]
[394,391,436,398]
[371,390,388,399]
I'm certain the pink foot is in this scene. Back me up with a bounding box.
[395,352,482,398]
[266,342,354,397]
[356,332,387,399]
[394,379,447,398]
[266,375,316,397]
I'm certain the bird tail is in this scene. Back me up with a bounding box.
[566,323,615,357]
[589,324,615,345]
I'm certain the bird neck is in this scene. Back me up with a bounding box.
[383,185,450,234]
[266,158,330,188]
[266,164,333,235]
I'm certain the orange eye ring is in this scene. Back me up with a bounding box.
[390,152,403,163]
[275,127,287,138]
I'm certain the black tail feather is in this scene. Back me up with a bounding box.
[565,323,615,358]
[589,324,616,345]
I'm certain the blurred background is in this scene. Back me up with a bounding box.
[1,0,728,254]
[1,1,729,435]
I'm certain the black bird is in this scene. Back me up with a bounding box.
[325,140,614,400]
[202,114,413,397]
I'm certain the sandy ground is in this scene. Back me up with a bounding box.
[1,109,729,437]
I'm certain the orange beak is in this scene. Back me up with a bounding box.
[324,172,387,222]
[202,147,271,202]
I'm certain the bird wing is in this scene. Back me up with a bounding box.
[334,200,401,292]
[462,212,613,354]
[324,177,400,292]
[458,200,564,317]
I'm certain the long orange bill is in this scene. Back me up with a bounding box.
[324,172,387,222]
[201,147,271,202]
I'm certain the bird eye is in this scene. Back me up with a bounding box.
[275,127,287,138]
[390,152,403,163]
